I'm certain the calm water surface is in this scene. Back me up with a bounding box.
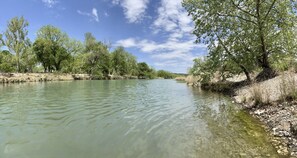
[0,80,279,158]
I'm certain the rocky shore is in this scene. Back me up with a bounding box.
[0,73,140,84]
[248,102,297,156]
[0,73,77,83]
[234,73,297,157]
[182,72,297,157]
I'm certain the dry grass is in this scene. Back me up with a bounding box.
[235,71,297,106]
[175,76,186,81]
[185,75,200,84]
[279,72,297,101]
[250,83,270,105]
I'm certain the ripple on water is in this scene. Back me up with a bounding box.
[0,80,280,158]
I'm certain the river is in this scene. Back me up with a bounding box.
[0,80,279,158]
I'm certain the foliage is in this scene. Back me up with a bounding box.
[21,46,37,72]
[83,33,111,76]
[61,39,84,73]
[157,70,176,79]
[0,50,16,72]
[137,62,156,79]
[183,0,297,81]
[0,34,3,47]
[0,16,157,79]
[189,58,215,83]
[33,25,70,72]
[3,16,30,72]
[111,47,138,76]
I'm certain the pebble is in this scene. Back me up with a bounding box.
[249,102,297,156]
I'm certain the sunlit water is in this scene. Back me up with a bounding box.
[0,80,279,158]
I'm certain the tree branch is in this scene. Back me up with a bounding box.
[264,0,277,20]
[217,12,257,25]
[230,0,257,18]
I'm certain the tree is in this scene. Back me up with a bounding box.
[126,53,138,76]
[83,33,111,76]
[33,39,51,72]
[21,45,37,72]
[183,0,297,81]
[137,62,156,79]
[157,70,175,79]
[33,25,70,72]
[62,39,84,73]
[3,16,30,72]
[0,50,16,72]
[111,47,129,76]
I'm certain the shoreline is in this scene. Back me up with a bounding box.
[0,73,142,84]
[181,73,297,157]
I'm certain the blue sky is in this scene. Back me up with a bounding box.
[0,0,207,73]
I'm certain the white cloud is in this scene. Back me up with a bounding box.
[92,8,99,22]
[42,0,58,8]
[77,8,99,22]
[116,38,137,47]
[112,0,149,23]
[152,0,193,39]
[116,38,205,60]
[115,0,206,72]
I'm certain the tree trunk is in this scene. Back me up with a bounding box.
[255,0,276,81]
[240,65,251,82]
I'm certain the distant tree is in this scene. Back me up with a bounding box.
[33,39,51,72]
[0,50,16,72]
[157,70,175,79]
[126,53,138,76]
[83,33,111,77]
[21,45,37,73]
[62,39,84,73]
[85,32,97,52]
[3,16,30,72]
[33,25,70,72]
[137,62,156,79]
[111,47,128,75]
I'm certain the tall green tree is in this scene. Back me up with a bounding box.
[3,16,30,72]
[83,33,111,77]
[62,39,84,73]
[183,0,297,81]
[21,45,37,72]
[33,25,70,72]
[111,47,129,75]
[126,53,138,76]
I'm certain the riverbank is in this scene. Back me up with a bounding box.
[0,73,141,83]
[182,72,297,157]
[0,73,76,83]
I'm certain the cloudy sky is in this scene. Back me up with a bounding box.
[0,0,207,73]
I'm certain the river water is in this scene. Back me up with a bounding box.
[0,80,279,158]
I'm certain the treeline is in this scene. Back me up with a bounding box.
[183,0,297,83]
[0,17,175,79]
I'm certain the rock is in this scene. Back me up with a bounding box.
[234,96,243,104]
[291,123,297,137]
[188,83,193,86]
[280,122,291,132]
[254,109,265,115]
